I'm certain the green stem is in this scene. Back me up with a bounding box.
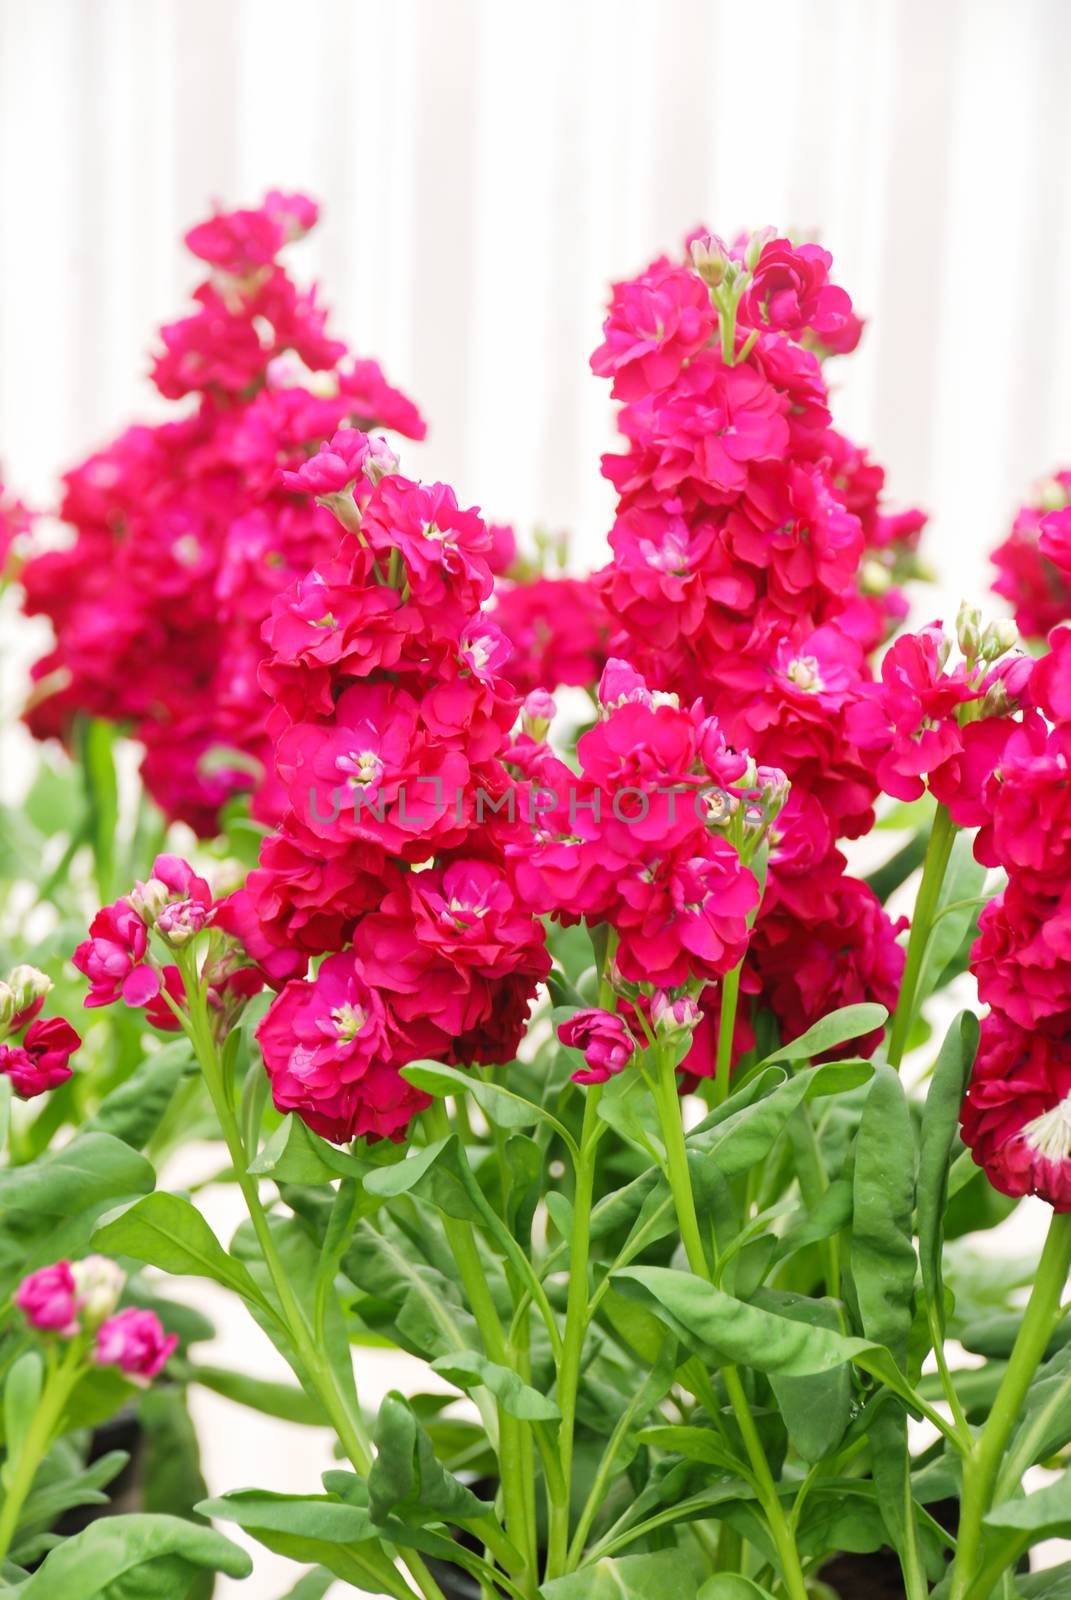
[887,803,957,1069]
[177,966,445,1600]
[546,1085,603,1580]
[424,1102,534,1594]
[650,1039,810,1600]
[714,964,743,1106]
[0,1341,86,1567]
[948,1211,1071,1600]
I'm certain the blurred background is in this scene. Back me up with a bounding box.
[4,0,1071,611]
[3,0,1071,1593]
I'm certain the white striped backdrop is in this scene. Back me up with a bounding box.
[2,2,1071,1593]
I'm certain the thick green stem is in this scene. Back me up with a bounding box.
[0,1341,85,1567]
[949,1211,1071,1600]
[887,803,957,1069]
[651,1040,809,1600]
[546,1085,603,1580]
[713,964,743,1106]
[179,967,444,1600]
[424,1101,534,1594]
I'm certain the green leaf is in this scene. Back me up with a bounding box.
[187,1364,325,1425]
[634,1425,743,1476]
[982,1468,1071,1574]
[2,1352,42,1488]
[94,1191,263,1303]
[1020,1563,1071,1599]
[0,1132,154,1216]
[758,1005,888,1069]
[400,1058,576,1152]
[368,1391,487,1528]
[78,717,120,902]
[541,1550,702,1598]
[698,1579,777,1600]
[85,1041,192,1149]
[249,1115,370,1183]
[851,1064,917,1367]
[362,1135,482,1222]
[13,1450,128,1556]
[275,1570,336,1600]
[198,1489,373,1543]
[15,1512,251,1597]
[760,1293,852,1463]
[430,1351,560,1420]
[612,1266,910,1392]
[917,1012,979,1341]
[914,831,988,1007]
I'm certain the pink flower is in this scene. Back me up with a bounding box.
[361,476,493,626]
[1031,625,1071,725]
[741,238,854,342]
[184,204,286,276]
[961,1013,1071,1209]
[494,576,610,695]
[558,1009,636,1084]
[0,1017,80,1099]
[72,899,153,1009]
[614,842,759,989]
[257,950,429,1143]
[972,882,1071,1032]
[15,1262,81,1336]
[591,259,716,402]
[339,359,428,441]
[94,1308,177,1386]
[846,623,975,801]
[280,428,378,498]
[1039,506,1071,576]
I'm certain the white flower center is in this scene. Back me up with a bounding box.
[337,749,383,787]
[1022,1095,1071,1165]
[787,655,823,692]
[332,1002,367,1042]
[465,636,494,673]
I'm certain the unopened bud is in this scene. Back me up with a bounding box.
[690,232,733,289]
[129,877,170,924]
[72,1255,125,1329]
[156,899,210,948]
[521,690,556,743]
[1040,477,1071,513]
[956,601,982,662]
[0,983,15,1032]
[979,617,1018,663]
[744,226,777,272]
[651,991,701,1038]
[859,557,892,597]
[7,965,52,1027]
[365,436,400,486]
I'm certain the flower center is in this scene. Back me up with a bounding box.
[464,636,494,673]
[337,749,383,787]
[331,1002,367,1042]
[786,654,823,692]
[641,533,690,576]
[1022,1095,1071,1165]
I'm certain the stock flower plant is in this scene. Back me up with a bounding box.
[2,197,1071,1600]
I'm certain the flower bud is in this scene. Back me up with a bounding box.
[0,982,14,1033]
[690,232,733,289]
[859,557,892,596]
[956,600,982,662]
[7,965,52,1029]
[744,225,777,272]
[365,436,400,486]
[129,877,170,925]
[651,991,700,1038]
[521,689,556,743]
[71,1255,125,1329]
[156,898,210,948]
[979,617,1018,663]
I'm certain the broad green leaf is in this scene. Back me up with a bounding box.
[15,1512,251,1597]
[275,1570,336,1600]
[758,1005,888,1069]
[94,1191,262,1302]
[86,1041,192,1149]
[362,1135,482,1222]
[186,1364,324,1425]
[249,1115,369,1183]
[13,1450,128,1558]
[698,1579,777,1600]
[851,1064,917,1367]
[917,1012,979,1341]
[198,1489,373,1542]
[982,1469,1071,1575]
[401,1058,574,1148]
[759,1292,852,1462]
[613,1266,909,1393]
[541,1549,702,1598]
[1021,1563,1071,1598]
[2,1352,42,1487]
[0,1132,154,1216]
[914,831,988,1008]
[634,1424,743,1476]
[368,1391,487,1528]
[430,1350,560,1420]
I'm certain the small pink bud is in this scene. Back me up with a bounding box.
[15,1262,81,1337]
[95,1308,178,1387]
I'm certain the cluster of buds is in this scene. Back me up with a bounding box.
[15,1257,176,1386]
[0,965,80,1100]
[956,601,1020,674]
[280,427,399,536]
[558,986,704,1086]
